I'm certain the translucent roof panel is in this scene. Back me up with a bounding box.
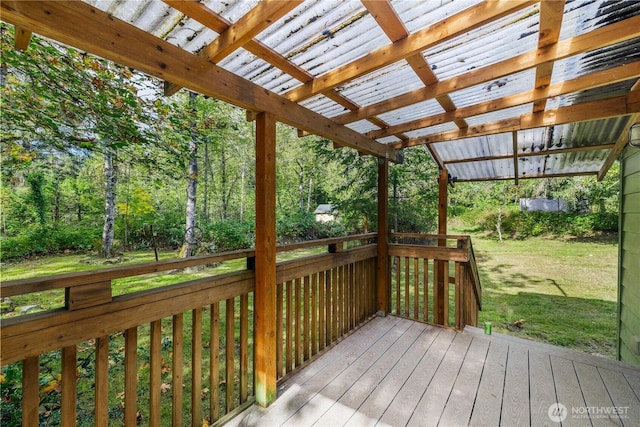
[336,61,424,108]
[465,104,534,127]
[559,0,640,42]
[433,134,513,163]
[301,95,349,118]
[377,99,445,127]
[546,79,635,110]
[404,122,459,140]
[448,159,514,181]
[448,69,536,109]
[392,0,481,35]
[519,150,609,177]
[423,5,540,81]
[219,48,294,94]
[264,0,390,77]
[346,120,380,134]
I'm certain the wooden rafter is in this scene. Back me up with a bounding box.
[532,0,565,113]
[284,0,537,102]
[598,112,640,181]
[443,144,616,165]
[164,0,302,96]
[334,14,640,125]
[13,25,32,50]
[361,0,468,133]
[365,61,640,140]
[393,91,640,149]
[0,0,397,161]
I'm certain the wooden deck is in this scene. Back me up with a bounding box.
[227,316,640,427]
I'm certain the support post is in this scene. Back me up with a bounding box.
[377,158,389,315]
[435,168,448,325]
[254,112,277,406]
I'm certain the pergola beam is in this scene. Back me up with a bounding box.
[0,0,397,161]
[333,14,640,125]
[366,62,640,140]
[392,91,640,149]
[532,0,565,113]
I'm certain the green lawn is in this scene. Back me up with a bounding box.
[2,236,619,359]
[469,233,618,358]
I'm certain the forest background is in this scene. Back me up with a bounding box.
[0,28,620,262]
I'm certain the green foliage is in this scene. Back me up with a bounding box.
[205,220,255,252]
[26,171,47,225]
[478,211,618,239]
[1,225,100,260]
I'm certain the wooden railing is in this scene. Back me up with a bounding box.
[388,233,482,329]
[0,234,377,426]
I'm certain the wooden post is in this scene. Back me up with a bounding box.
[435,168,448,325]
[377,158,389,315]
[254,112,277,407]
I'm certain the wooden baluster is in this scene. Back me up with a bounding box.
[332,267,339,342]
[395,256,400,315]
[124,328,138,427]
[424,259,429,323]
[22,356,39,427]
[95,336,109,427]
[286,281,293,373]
[404,257,410,317]
[303,276,310,362]
[192,308,202,426]
[295,278,301,367]
[210,303,220,422]
[276,283,283,378]
[414,258,420,320]
[225,298,235,413]
[150,320,161,427]
[325,270,332,346]
[311,273,318,356]
[319,271,326,350]
[61,345,77,427]
[240,294,249,403]
[172,314,184,427]
[455,262,464,330]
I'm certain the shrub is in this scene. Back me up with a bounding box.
[0,225,100,260]
[205,220,254,252]
[478,211,618,239]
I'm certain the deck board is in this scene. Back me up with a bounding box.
[227,316,640,427]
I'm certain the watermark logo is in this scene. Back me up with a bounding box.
[548,403,568,423]
[548,403,629,423]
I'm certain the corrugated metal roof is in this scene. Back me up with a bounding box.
[23,0,640,181]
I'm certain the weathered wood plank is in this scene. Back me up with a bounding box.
[281,319,414,427]
[528,350,557,426]
[500,344,530,426]
[346,324,441,426]
[599,368,640,425]
[95,336,109,427]
[150,320,162,427]
[225,298,235,412]
[469,339,508,427]
[240,293,249,403]
[551,355,587,427]
[573,362,621,426]
[316,322,428,426]
[406,332,473,426]
[228,317,402,426]
[438,336,489,426]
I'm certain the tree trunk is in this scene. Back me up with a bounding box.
[203,142,209,222]
[102,149,117,257]
[221,144,228,220]
[182,92,198,258]
[297,160,304,211]
[306,172,313,212]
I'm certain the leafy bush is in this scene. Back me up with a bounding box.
[0,225,100,260]
[205,220,255,252]
[478,211,618,239]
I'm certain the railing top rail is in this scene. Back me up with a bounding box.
[389,233,469,241]
[1,233,378,298]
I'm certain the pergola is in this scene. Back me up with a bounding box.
[2,0,640,423]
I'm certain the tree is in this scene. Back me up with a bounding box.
[1,26,179,256]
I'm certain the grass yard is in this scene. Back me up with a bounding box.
[470,233,619,358]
